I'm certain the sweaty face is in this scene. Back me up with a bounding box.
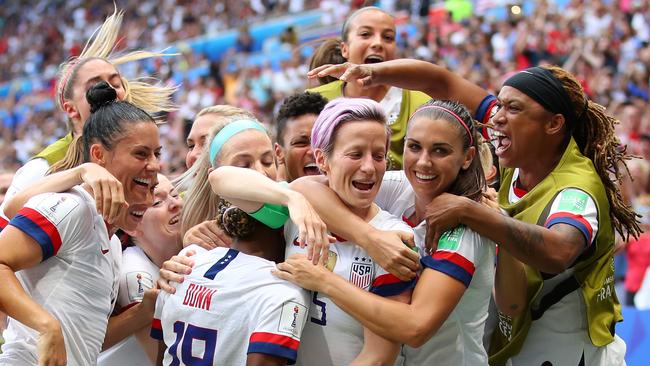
[138,175,183,253]
[277,113,319,182]
[317,121,387,217]
[341,9,396,65]
[186,114,224,168]
[98,122,161,232]
[68,59,126,130]
[491,86,553,170]
[217,129,277,181]
[404,117,474,204]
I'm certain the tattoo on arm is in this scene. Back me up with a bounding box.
[502,215,545,259]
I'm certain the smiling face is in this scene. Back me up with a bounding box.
[404,117,475,204]
[137,174,183,252]
[93,121,161,231]
[275,113,319,182]
[66,59,126,132]
[492,86,556,170]
[217,129,277,180]
[341,9,396,65]
[316,120,387,217]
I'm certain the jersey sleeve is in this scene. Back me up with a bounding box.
[8,191,88,261]
[118,249,158,309]
[369,214,417,297]
[421,225,478,288]
[375,171,411,213]
[474,94,498,141]
[247,286,310,364]
[150,290,169,340]
[543,188,599,247]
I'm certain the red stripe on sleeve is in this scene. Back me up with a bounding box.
[545,212,593,239]
[249,332,299,350]
[151,318,162,330]
[432,251,475,275]
[20,208,62,254]
[372,273,403,287]
[0,216,8,229]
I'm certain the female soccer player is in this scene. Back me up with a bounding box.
[206,98,416,365]
[274,100,504,365]
[152,117,327,365]
[311,59,637,365]
[0,82,160,365]
[0,7,175,230]
[308,6,430,169]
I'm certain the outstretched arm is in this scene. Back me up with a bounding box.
[308,59,490,114]
[274,255,464,347]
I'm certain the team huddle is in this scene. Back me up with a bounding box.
[0,5,641,366]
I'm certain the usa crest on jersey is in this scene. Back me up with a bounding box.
[349,258,373,289]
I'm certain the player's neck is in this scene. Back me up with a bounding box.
[230,225,285,263]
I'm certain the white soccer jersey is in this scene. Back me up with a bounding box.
[284,209,416,366]
[0,157,50,228]
[508,168,599,248]
[376,171,495,366]
[152,245,310,365]
[98,245,159,366]
[0,186,120,366]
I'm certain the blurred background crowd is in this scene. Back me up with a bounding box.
[0,0,649,295]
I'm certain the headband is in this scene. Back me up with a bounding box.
[58,59,82,109]
[503,67,577,122]
[413,105,474,145]
[209,119,267,164]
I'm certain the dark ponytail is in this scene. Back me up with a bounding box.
[49,81,155,174]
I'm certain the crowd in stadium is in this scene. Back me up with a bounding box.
[0,0,648,365]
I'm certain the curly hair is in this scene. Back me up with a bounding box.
[275,92,328,144]
[544,65,641,240]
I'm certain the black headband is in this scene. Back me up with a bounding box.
[503,67,577,122]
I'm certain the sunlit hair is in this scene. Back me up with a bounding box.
[408,100,486,202]
[311,98,389,157]
[56,7,177,132]
[179,117,270,238]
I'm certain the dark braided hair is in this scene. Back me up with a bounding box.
[544,65,641,240]
[216,199,258,239]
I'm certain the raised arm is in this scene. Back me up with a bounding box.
[308,59,490,115]
[208,167,330,263]
[5,163,125,223]
[290,176,419,281]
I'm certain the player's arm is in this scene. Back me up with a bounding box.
[4,162,125,223]
[290,176,419,281]
[0,226,66,364]
[308,59,490,115]
[493,249,527,317]
[351,290,412,366]
[155,340,166,366]
[247,353,287,366]
[102,288,158,350]
[275,255,466,347]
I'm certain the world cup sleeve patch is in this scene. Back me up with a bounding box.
[437,225,465,252]
[277,301,307,338]
[126,271,154,303]
[35,194,79,226]
[557,189,589,213]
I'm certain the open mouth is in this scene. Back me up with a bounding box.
[168,214,180,225]
[130,209,146,220]
[414,172,436,182]
[352,180,375,191]
[364,55,384,64]
[493,130,511,157]
[133,177,152,188]
[303,163,320,176]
